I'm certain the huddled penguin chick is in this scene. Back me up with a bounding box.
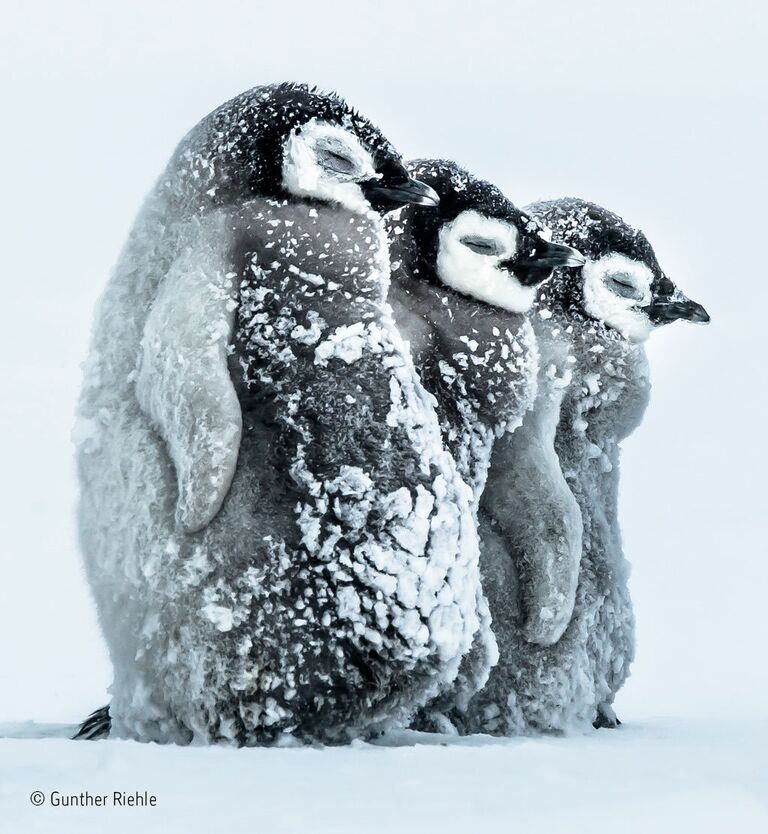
[386,160,584,719]
[75,84,486,745]
[473,197,709,734]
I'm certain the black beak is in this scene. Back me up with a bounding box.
[501,239,586,287]
[644,294,710,324]
[361,176,440,213]
[525,239,586,269]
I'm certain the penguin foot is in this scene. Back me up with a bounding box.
[409,709,459,735]
[592,702,621,729]
[73,705,111,740]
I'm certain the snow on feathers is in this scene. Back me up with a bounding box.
[76,86,484,745]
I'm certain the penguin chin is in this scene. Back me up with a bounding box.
[598,308,654,343]
[281,119,376,214]
[437,248,536,312]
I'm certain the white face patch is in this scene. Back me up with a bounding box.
[281,119,378,213]
[582,252,654,342]
[436,210,536,313]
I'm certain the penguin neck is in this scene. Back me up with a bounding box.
[550,308,650,475]
[393,260,520,353]
[537,275,591,327]
[230,197,390,405]
[390,259,537,498]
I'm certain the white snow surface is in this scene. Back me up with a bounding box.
[2,0,767,828]
[1,719,766,833]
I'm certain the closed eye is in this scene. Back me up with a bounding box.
[606,272,643,300]
[461,236,502,256]
[317,147,356,175]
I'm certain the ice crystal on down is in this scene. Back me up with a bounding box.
[76,85,484,745]
[386,159,555,722]
[463,196,688,735]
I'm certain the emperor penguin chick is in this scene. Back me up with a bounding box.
[386,160,584,717]
[75,84,484,745]
[474,197,709,734]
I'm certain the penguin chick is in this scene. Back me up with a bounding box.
[474,197,709,734]
[75,85,483,745]
[386,160,584,719]
[388,160,583,495]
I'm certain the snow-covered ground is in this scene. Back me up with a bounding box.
[2,719,766,834]
[1,1,766,830]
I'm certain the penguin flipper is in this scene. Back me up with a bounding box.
[482,401,583,646]
[135,218,243,533]
[72,705,112,740]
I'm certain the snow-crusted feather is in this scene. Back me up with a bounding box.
[467,197,707,734]
[76,88,483,744]
[386,160,552,721]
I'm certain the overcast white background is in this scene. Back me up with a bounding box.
[0,1,766,828]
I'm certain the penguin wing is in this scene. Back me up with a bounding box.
[136,215,242,533]
[482,392,582,646]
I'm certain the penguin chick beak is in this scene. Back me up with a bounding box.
[528,240,586,270]
[361,176,440,212]
[644,295,710,324]
[501,239,586,287]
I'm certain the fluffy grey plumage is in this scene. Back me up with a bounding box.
[386,161,583,720]
[75,86,482,744]
[464,198,709,734]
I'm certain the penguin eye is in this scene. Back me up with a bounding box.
[461,237,502,256]
[319,149,355,174]
[606,272,643,300]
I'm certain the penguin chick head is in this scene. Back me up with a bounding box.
[282,118,438,214]
[179,83,438,215]
[399,160,584,313]
[263,83,438,213]
[528,198,710,342]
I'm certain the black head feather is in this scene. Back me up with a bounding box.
[528,198,708,326]
[528,198,664,317]
[393,159,545,283]
[166,82,406,210]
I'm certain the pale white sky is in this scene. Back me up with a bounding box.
[0,0,766,722]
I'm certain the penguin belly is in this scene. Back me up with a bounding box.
[79,197,484,745]
[388,282,540,726]
[455,316,648,735]
[560,336,650,721]
[466,329,649,735]
[452,328,590,735]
